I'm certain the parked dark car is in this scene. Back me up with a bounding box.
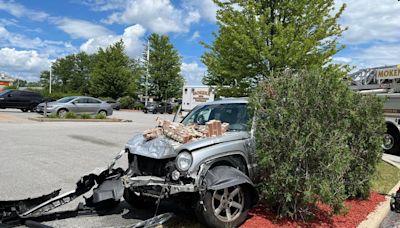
[143,102,173,114]
[105,100,121,110]
[0,89,44,112]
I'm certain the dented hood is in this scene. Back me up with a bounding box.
[126,131,250,159]
[176,131,250,152]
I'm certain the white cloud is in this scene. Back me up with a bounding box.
[189,31,200,41]
[55,18,113,39]
[332,56,352,64]
[103,0,199,33]
[0,26,77,57]
[181,62,206,85]
[337,0,400,44]
[0,0,48,21]
[350,44,400,69]
[80,24,146,58]
[80,0,126,11]
[183,0,218,22]
[0,48,50,80]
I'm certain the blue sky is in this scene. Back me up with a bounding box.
[0,0,399,84]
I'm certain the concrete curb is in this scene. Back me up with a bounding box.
[28,117,132,123]
[357,158,400,228]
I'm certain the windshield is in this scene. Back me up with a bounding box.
[56,97,76,103]
[0,90,11,97]
[181,103,249,131]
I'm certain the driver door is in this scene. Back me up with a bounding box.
[70,98,88,114]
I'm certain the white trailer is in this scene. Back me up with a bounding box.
[350,65,400,155]
[181,85,215,115]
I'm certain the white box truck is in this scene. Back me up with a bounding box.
[181,85,215,115]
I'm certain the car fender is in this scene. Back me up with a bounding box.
[204,165,258,205]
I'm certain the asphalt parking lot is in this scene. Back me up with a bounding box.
[0,109,183,227]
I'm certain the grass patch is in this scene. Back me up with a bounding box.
[371,160,400,194]
[64,112,77,119]
[47,113,58,118]
[95,113,106,119]
[80,113,92,119]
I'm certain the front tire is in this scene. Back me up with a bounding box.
[57,109,68,118]
[195,185,251,228]
[123,188,157,209]
[384,126,400,155]
[98,110,107,116]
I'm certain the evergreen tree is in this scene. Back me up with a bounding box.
[89,40,132,99]
[202,0,347,96]
[145,33,183,101]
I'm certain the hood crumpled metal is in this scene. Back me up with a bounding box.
[126,134,177,159]
[126,131,250,159]
[176,131,250,153]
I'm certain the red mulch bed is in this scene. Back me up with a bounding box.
[241,192,385,228]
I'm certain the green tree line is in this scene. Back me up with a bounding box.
[39,34,184,100]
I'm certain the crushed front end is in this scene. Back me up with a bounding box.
[123,134,198,202]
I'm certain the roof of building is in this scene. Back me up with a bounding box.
[0,73,15,82]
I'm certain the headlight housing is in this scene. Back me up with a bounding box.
[176,151,192,171]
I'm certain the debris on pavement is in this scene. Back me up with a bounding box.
[142,117,229,143]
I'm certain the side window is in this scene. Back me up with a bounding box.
[87,98,101,104]
[21,92,34,97]
[195,108,211,124]
[11,90,22,96]
[75,98,87,104]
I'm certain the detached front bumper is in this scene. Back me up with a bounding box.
[122,175,196,195]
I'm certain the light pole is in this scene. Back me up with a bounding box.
[49,62,52,94]
[145,39,149,106]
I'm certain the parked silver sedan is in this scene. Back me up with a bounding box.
[36,96,113,117]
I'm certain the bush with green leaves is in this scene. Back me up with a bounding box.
[133,103,144,110]
[95,113,106,119]
[41,91,81,100]
[345,94,385,198]
[119,96,134,109]
[250,69,385,219]
[47,113,58,118]
[80,113,92,119]
[64,112,77,119]
[98,97,114,102]
[4,85,17,90]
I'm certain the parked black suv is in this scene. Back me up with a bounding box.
[143,102,173,114]
[0,89,44,112]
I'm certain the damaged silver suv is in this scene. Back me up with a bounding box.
[123,98,259,228]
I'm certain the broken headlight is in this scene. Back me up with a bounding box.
[176,151,192,171]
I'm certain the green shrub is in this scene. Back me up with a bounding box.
[95,113,106,119]
[41,92,81,100]
[133,103,144,110]
[250,69,384,219]
[80,113,92,119]
[47,113,58,118]
[64,112,77,119]
[345,94,385,198]
[98,97,114,102]
[4,85,17,90]
[119,96,134,109]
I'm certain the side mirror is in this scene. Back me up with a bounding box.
[71,101,76,105]
[7,94,12,97]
